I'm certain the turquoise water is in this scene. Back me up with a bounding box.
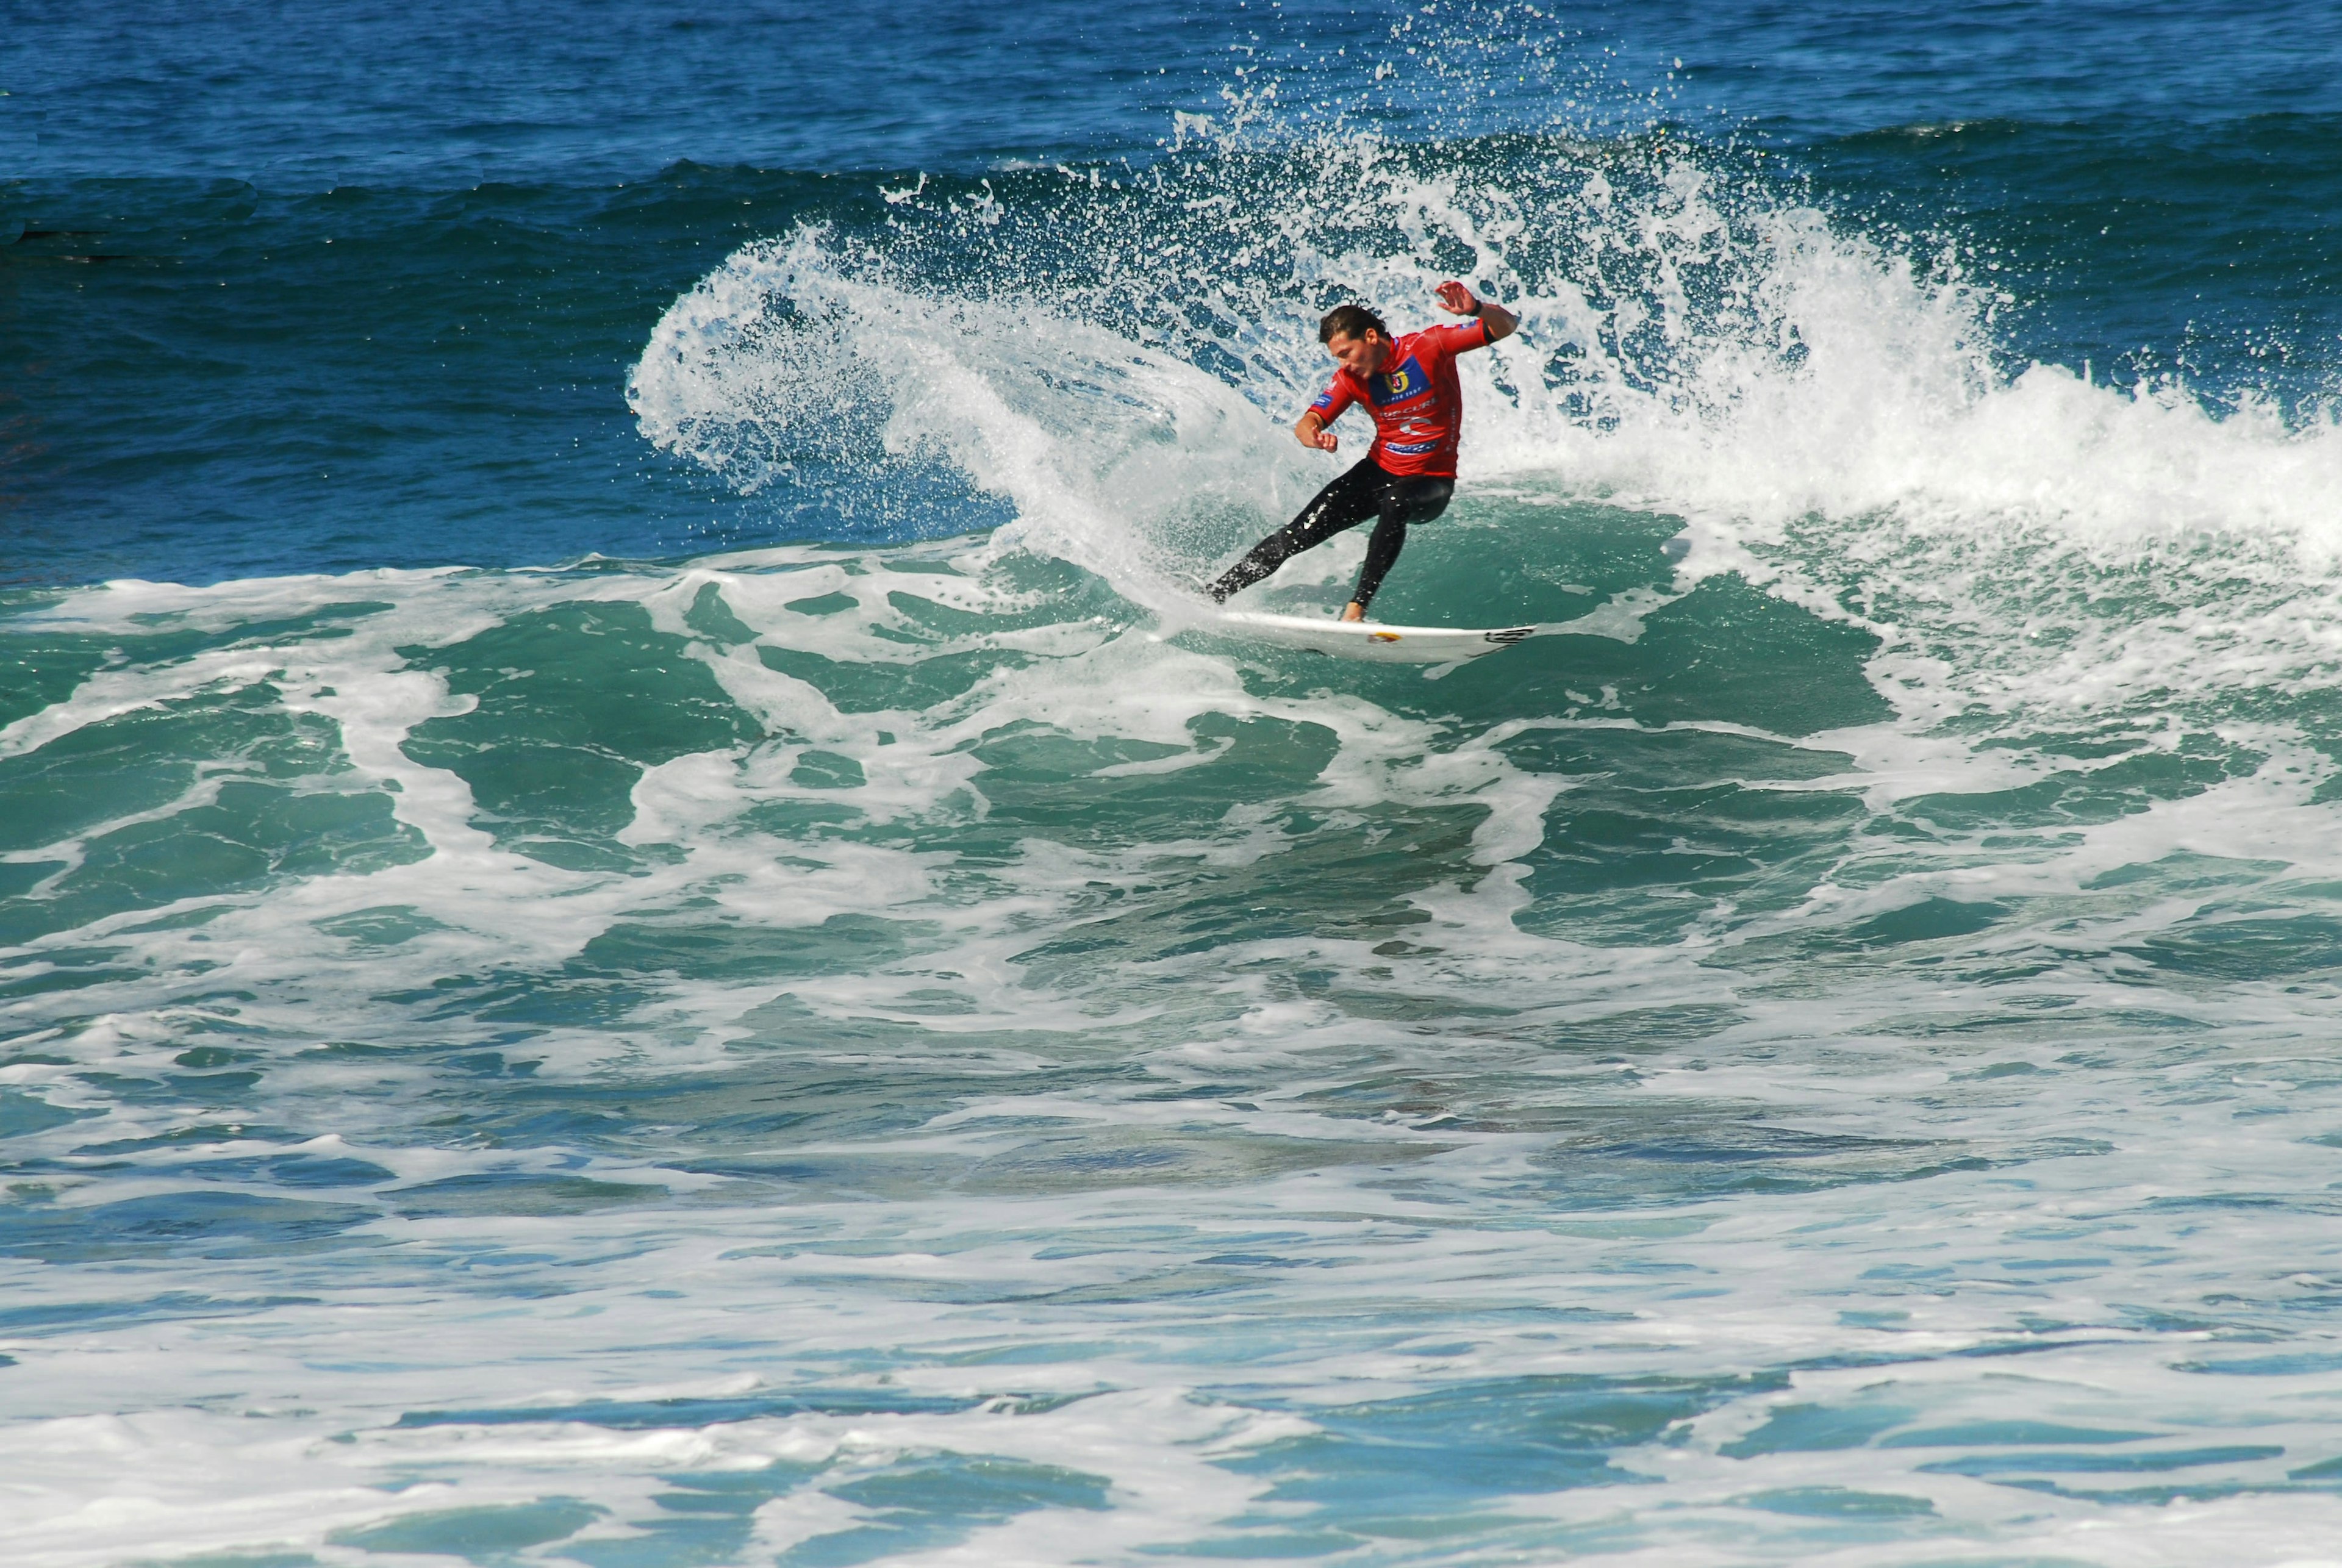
[13,4,2342,1564]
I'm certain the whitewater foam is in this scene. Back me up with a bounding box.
[629,123,2342,770]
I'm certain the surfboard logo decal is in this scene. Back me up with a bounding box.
[1370,631,1403,642]
[1483,627,1531,644]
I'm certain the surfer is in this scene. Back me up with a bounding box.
[1206,282,1517,621]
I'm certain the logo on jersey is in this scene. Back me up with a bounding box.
[1368,356,1430,407]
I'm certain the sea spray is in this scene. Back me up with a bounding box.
[635,112,2342,768]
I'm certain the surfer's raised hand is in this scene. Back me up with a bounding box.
[1435,280,1519,341]
[1294,411,1340,452]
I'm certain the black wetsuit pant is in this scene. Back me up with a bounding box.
[1206,457,1455,611]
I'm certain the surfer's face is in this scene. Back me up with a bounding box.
[1325,328,1389,379]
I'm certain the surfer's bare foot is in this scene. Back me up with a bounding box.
[1340,601,1366,622]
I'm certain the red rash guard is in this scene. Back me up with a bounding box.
[1306,317,1492,478]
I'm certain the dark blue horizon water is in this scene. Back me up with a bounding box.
[16,0,2342,184]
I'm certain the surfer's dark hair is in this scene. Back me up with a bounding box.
[1319,304,1388,343]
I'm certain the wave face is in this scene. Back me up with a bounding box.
[17,3,2342,1566]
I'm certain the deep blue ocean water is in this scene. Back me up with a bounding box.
[12,2,2342,1564]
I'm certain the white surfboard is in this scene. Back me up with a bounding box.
[1215,610,1534,664]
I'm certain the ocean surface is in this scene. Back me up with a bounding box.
[11,2,2342,1563]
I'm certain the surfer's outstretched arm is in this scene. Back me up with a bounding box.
[1434,279,1517,343]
